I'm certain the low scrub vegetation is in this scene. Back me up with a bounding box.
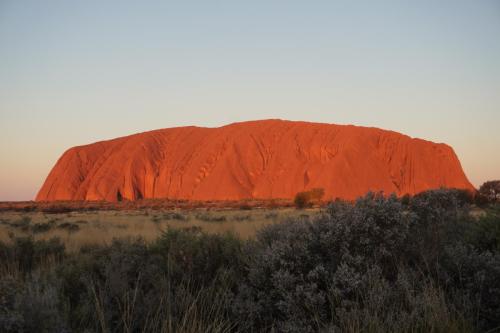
[1,189,499,332]
[294,188,325,209]
[478,180,500,203]
[0,208,307,246]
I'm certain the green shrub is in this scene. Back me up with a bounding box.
[57,222,80,232]
[0,237,65,276]
[195,213,227,222]
[294,188,325,209]
[294,191,311,209]
[1,191,499,332]
[150,228,244,286]
[234,191,499,332]
[55,232,243,332]
[235,193,410,332]
[152,211,188,223]
[479,180,500,202]
[462,205,500,252]
[233,214,252,222]
[9,216,32,231]
[440,244,500,328]
[0,274,67,333]
[31,222,53,233]
[264,212,278,219]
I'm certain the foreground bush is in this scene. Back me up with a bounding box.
[479,180,500,203]
[0,190,499,332]
[0,230,243,333]
[235,191,500,332]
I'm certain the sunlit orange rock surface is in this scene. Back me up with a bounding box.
[36,119,475,202]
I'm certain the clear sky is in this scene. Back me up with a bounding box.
[0,0,499,201]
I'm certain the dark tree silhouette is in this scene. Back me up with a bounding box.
[479,180,500,202]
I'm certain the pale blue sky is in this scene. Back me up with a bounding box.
[1,0,499,200]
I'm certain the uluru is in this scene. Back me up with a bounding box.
[36,119,474,202]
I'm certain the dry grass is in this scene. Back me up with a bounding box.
[0,208,317,251]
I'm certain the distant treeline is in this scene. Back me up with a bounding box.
[1,188,500,332]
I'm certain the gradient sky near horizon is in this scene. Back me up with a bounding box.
[1,1,499,201]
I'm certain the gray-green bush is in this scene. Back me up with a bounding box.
[234,191,500,332]
[0,189,499,332]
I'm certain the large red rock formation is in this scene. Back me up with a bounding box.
[36,119,474,202]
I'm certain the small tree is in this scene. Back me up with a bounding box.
[294,191,311,209]
[294,188,326,209]
[479,180,500,202]
[309,188,325,202]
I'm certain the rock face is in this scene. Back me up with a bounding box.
[36,119,475,202]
